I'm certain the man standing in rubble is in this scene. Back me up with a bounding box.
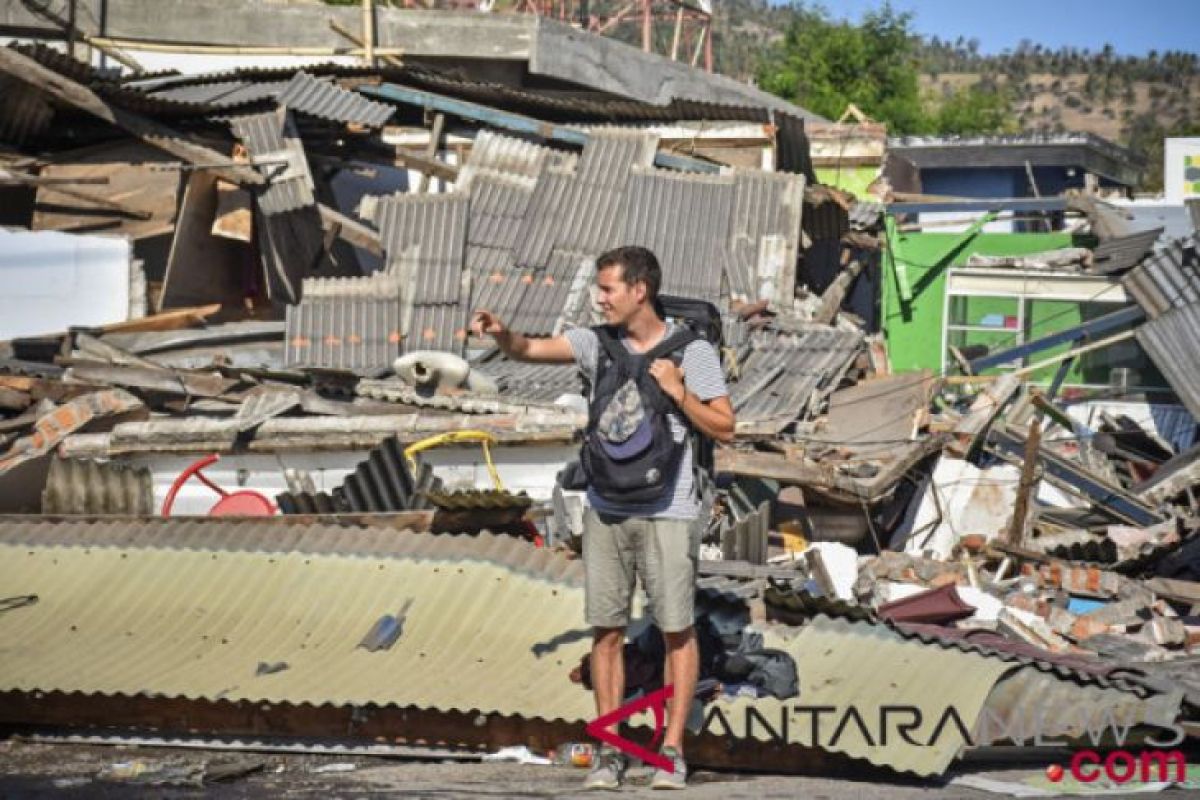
[472,246,734,790]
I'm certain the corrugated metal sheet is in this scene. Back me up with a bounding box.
[39,458,153,515]
[1136,303,1200,419]
[710,616,1011,776]
[1122,235,1200,319]
[228,109,315,215]
[622,166,735,299]
[277,71,394,128]
[356,377,584,420]
[0,530,597,727]
[728,170,805,303]
[278,435,442,514]
[284,272,403,371]
[1091,227,1163,275]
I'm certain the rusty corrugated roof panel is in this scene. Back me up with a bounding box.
[277,71,394,128]
[621,166,735,299]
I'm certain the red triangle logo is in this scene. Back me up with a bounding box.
[584,684,675,772]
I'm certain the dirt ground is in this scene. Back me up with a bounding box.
[0,738,1191,799]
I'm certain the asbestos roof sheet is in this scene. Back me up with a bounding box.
[621,166,735,299]
[1136,303,1200,419]
[277,71,395,128]
[730,328,863,430]
[376,192,470,306]
[1122,235,1200,319]
[728,170,806,303]
[471,355,583,403]
[148,79,289,110]
[228,109,316,215]
[458,130,571,188]
[284,273,404,371]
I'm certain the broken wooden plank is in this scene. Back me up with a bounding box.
[947,372,1021,457]
[317,203,382,256]
[0,47,261,187]
[100,304,222,334]
[211,180,253,242]
[1004,418,1041,547]
[160,172,249,312]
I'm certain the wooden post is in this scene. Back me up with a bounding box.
[1005,418,1042,547]
[641,0,652,52]
[362,0,376,68]
[416,113,445,194]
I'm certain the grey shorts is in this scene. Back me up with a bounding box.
[582,508,699,634]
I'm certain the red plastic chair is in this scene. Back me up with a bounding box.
[161,454,276,517]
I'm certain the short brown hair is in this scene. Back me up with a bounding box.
[596,246,662,302]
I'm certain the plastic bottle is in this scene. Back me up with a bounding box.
[551,742,595,768]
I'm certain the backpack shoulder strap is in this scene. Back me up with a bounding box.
[591,325,630,370]
[643,328,699,362]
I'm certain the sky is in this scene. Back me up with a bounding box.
[773,0,1200,56]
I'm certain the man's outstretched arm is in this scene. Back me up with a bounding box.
[471,310,575,363]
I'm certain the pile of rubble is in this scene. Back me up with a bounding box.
[1,33,1200,787]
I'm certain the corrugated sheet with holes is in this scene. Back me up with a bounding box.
[277,71,394,128]
[284,273,403,370]
[375,192,471,354]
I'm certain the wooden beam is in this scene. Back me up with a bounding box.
[416,113,445,193]
[87,36,404,57]
[1004,418,1041,547]
[0,47,262,188]
[329,18,404,68]
[317,203,383,257]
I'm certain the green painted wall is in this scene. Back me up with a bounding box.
[815,166,878,196]
[881,218,1075,375]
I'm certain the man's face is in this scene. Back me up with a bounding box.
[594,263,644,326]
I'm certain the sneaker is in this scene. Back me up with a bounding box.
[583,746,625,790]
[650,746,687,790]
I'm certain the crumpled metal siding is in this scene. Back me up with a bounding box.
[148,79,290,110]
[1136,304,1200,419]
[621,166,735,300]
[728,170,805,303]
[277,71,394,128]
[1122,235,1200,319]
[0,78,54,146]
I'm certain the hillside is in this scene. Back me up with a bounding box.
[710,1,1199,189]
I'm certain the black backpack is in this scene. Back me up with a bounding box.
[580,325,699,505]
